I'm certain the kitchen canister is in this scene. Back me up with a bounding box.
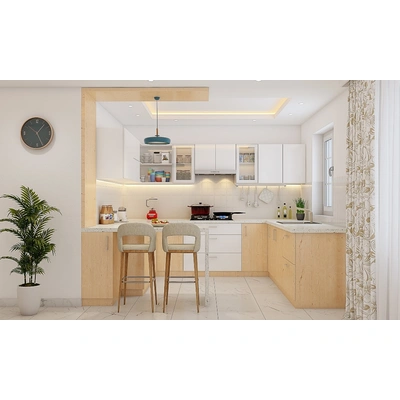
[99,205,114,224]
[118,207,127,222]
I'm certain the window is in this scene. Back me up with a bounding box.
[323,131,333,215]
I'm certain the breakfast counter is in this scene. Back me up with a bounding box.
[82,218,346,233]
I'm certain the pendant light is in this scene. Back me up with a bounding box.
[144,96,171,145]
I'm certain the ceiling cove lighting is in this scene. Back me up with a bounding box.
[144,96,171,145]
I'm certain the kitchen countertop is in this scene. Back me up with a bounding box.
[82,218,346,234]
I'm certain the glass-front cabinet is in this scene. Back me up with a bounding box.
[236,144,258,184]
[173,145,195,183]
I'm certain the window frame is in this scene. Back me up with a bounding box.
[323,131,333,216]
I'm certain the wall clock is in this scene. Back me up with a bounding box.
[21,117,54,149]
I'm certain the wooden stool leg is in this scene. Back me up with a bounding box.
[124,253,128,305]
[194,252,200,313]
[151,252,158,305]
[118,252,124,312]
[163,252,171,313]
[148,252,155,313]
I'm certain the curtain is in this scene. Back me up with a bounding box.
[376,80,400,320]
[344,80,376,320]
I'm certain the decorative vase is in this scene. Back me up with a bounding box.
[296,213,305,221]
[17,284,41,316]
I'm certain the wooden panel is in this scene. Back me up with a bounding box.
[81,232,114,305]
[81,89,97,227]
[281,231,295,264]
[242,224,268,272]
[295,233,345,308]
[280,259,296,304]
[84,87,209,102]
[267,225,281,279]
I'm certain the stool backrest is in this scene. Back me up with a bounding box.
[117,223,156,252]
[162,223,201,252]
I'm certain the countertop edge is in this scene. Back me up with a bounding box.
[82,219,346,234]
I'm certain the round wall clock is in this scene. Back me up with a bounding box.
[21,117,54,149]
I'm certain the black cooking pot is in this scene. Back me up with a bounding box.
[188,202,213,216]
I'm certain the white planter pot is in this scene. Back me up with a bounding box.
[17,284,41,316]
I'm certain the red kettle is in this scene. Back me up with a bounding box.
[146,208,158,220]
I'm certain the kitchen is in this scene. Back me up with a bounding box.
[0,81,350,320]
[81,83,348,314]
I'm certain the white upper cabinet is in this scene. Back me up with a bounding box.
[236,144,258,184]
[123,128,140,182]
[283,144,305,184]
[258,144,283,184]
[195,144,236,174]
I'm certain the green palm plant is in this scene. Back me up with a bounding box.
[0,186,61,286]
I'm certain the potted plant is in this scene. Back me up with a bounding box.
[294,197,306,220]
[0,186,61,316]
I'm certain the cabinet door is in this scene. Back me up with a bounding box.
[81,232,115,305]
[283,144,305,184]
[124,128,140,182]
[258,144,283,184]
[215,144,236,173]
[242,224,268,272]
[267,226,281,280]
[195,144,215,172]
[236,144,258,184]
[173,145,195,183]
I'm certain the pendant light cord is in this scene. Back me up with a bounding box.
[155,96,159,137]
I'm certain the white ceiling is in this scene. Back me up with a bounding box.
[0,80,348,127]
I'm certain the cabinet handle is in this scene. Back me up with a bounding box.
[210,237,218,240]
[209,256,218,259]
[244,226,247,237]
[106,236,109,250]
[209,226,218,229]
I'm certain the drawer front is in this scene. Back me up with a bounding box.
[195,223,241,235]
[184,233,241,253]
[281,231,295,264]
[209,234,241,253]
[184,253,241,271]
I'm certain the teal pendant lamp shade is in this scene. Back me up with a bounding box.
[144,96,171,145]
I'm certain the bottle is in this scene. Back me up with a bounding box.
[288,206,293,219]
[277,206,281,218]
[283,203,287,218]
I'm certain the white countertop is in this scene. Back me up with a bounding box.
[82,218,346,234]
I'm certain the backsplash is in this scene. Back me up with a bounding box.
[97,176,302,221]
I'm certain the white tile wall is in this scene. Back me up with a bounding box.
[96,176,301,221]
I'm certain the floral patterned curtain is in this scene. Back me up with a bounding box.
[344,80,376,320]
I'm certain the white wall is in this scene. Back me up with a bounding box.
[0,88,82,305]
[300,90,348,224]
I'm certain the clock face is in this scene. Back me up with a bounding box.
[21,117,54,149]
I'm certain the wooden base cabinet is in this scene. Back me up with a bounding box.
[81,232,150,306]
[267,226,345,308]
[241,224,268,273]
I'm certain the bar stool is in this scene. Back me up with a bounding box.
[117,223,157,313]
[162,223,201,313]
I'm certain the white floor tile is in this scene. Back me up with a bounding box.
[0,278,347,320]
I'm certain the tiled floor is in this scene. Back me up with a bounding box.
[0,277,345,320]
